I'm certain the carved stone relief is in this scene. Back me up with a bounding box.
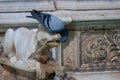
[62,31,80,68]
[80,31,120,71]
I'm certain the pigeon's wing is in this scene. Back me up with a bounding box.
[43,15,52,32]
[48,15,69,42]
[48,15,65,32]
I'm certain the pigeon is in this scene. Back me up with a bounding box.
[27,10,68,43]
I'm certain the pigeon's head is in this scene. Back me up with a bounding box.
[60,29,69,43]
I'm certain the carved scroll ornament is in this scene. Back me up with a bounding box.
[80,31,120,71]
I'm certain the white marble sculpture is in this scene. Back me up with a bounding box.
[3,25,61,80]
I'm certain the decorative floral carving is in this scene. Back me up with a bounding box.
[106,34,120,62]
[81,31,120,64]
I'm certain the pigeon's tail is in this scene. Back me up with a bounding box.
[26,9,44,26]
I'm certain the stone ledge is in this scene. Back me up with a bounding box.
[0,1,55,12]
[69,71,120,80]
[55,1,120,10]
[0,10,120,26]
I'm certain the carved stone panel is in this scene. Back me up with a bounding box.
[62,31,80,68]
[80,31,120,71]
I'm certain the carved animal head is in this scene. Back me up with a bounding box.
[28,26,61,64]
[36,24,61,47]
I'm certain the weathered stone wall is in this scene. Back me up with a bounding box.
[62,30,120,71]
